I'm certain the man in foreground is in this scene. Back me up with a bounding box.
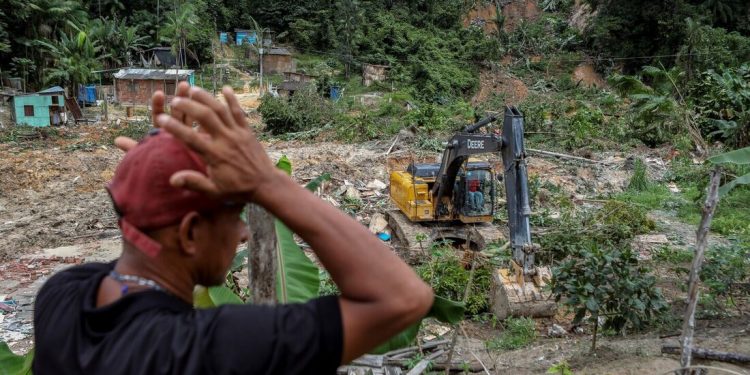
[33,83,434,374]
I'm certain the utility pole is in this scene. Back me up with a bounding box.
[259,46,264,94]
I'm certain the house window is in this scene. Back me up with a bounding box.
[165,81,176,95]
[51,96,59,104]
[24,105,34,116]
[128,82,138,93]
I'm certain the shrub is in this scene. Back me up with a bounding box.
[551,244,667,351]
[258,87,336,135]
[690,64,750,147]
[416,246,492,316]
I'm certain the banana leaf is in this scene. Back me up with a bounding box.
[275,221,320,303]
[708,146,750,195]
[193,285,243,308]
[273,155,321,303]
[0,341,33,375]
[708,146,750,165]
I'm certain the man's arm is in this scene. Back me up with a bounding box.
[157,86,434,363]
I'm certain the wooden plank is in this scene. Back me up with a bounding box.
[662,345,750,364]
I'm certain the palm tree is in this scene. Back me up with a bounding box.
[37,23,105,92]
[160,1,198,68]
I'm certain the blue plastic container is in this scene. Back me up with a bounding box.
[330,86,341,101]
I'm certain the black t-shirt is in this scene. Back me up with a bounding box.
[32,262,343,374]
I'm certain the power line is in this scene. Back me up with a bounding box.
[289,44,723,67]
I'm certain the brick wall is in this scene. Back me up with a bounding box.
[115,79,185,105]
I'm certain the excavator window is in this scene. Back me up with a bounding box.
[461,169,493,216]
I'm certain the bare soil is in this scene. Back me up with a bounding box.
[1,123,748,374]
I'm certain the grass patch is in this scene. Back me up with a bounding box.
[485,317,536,350]
[652,245,693,264]
[614,184,679,210]
[677,185,750,241]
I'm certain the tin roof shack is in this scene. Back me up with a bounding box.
[113,68,195,106]
[11,86,66,127]
[362,64,389,87]
[261,47,294,75]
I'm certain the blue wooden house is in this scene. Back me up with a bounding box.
[11,86,66,127]
[234,29,257,45]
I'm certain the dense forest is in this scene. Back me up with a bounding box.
[0,0,749,146]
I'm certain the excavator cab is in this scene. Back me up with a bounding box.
[454,162,495,219]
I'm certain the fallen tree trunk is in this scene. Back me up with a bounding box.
[662,345,750,364]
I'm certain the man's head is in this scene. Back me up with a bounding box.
[107,130,247,286]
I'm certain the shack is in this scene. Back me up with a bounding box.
[113,68,195,105]
[261,47,294,75]
[11,86,66,127]
[235,29,257,45]
[362,63,389,86]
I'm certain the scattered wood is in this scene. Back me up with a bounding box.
[385,134,400,155]
[679,167,722,372]
[527,148,605,164]
[340,339,488,374]
[662,345,750,364]
[246,204,277,304]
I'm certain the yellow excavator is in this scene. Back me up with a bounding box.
[388,106,555,319]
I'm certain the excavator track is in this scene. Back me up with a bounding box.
[386,209,505,262]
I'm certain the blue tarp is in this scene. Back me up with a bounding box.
[78,85,96,105]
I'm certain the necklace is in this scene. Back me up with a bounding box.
[109,270,166,296]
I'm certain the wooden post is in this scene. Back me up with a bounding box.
[680,167,722,373]
[246,204,278,304]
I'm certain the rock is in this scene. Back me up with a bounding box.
[548,324,567,338]
[366,179,387,190]
[345,186,361,200]
[632,234,670,260]
[668,182,681,193]
[368,213,388,234]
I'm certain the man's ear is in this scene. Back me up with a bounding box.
[178,211,201,256]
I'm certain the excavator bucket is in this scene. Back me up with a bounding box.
[490,264,556,319]
[490,107,557,319]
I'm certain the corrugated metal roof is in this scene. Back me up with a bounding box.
[37,86,65,94]
[113,68,194,80]
[267,47,291,56]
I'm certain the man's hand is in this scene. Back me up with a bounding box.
[156,86,278,202]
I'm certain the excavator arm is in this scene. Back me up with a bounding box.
[431,107,537,276]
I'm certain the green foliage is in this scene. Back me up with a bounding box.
[701,244,750,302]
[691,65,750,147]
[709,146,750,196]
[652,246,694,264]
[551,244,667,349]
[0,341,33,375]
[547,360,575,375]
[503,14,582,57]
[275,221,321,303]
[416,246,492,316]
[678,19,750,78]
[609,66,687,147]
[485,317,536,351]
[258,87,337,134]
[628,159,649,191]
